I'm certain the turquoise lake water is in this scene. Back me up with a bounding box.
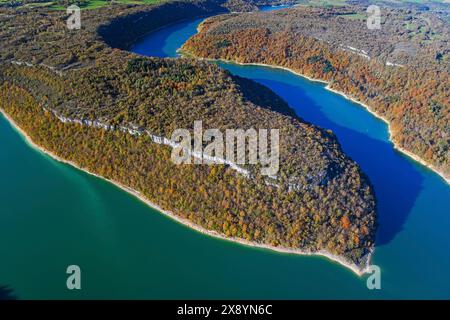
[1,12,449,299]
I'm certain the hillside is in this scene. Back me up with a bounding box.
[182,4,450,181]
[0,0,377,271]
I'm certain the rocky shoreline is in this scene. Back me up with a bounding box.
[0,108,372,276]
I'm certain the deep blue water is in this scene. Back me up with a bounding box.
[131,16,450,298]
[0,8,449,299]
[259,4,294,12]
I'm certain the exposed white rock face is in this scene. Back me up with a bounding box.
[44,108,331,190]
[10,60,64,76]
[341,46,371,60]
[47,108,252,178]
[386,61,404,67]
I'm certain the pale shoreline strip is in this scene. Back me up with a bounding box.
[0,109,370,276]
[182,53,449,185]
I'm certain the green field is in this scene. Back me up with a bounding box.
[296,0,347,7]
[0,0,163,10]
[340,12,365,20]
[50,0,163,10]
[297,0,448,6]
[2,0,447,10]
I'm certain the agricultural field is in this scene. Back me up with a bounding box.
[0,0,164,10]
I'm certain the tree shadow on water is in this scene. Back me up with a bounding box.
[0,285,17,300]
[251,77,424,246]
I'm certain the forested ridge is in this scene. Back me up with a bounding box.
[0,0,377,269]
[182,4,450,180]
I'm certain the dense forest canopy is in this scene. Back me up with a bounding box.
[182,3,450,179]
[0,0,377,270]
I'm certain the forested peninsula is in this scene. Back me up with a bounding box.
[182,3,450,182]
[0,0,377,273]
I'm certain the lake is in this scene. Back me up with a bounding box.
[1,10,449,299]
